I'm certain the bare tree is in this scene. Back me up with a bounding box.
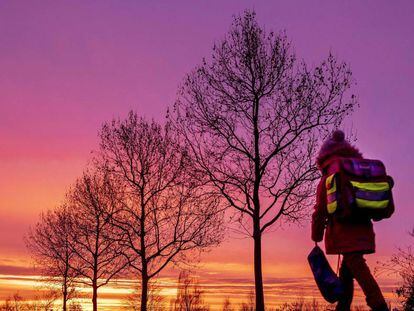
[97,112,224,311]
[173,10,356,311]
[25,206,78,311]
[378,228,414,310]
[66,169,128,311]
[172,271,209,311]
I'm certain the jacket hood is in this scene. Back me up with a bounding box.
[316,130,362,169]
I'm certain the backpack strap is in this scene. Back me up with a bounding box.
[336,254,341,275]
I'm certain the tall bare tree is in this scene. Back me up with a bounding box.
[66,170,128,311]
[25,206,77,311]
[173,10,356,310]
[97,112,224,311]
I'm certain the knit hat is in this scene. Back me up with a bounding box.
[316,130,362,168]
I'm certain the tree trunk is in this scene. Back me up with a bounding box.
[252,92,264,311]
[254,226,265,311]
[93,251,99,311]
[93,218,100,311]
[141,273,149,311]
[140,193,148,311]
[62,283,67,311]
[92,279,98,311]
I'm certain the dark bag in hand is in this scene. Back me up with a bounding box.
[308,245,344,303]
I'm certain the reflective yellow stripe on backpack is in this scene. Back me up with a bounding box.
[326,174,337,214]
[355,198,389,209]
[350,180,390,209]
[349,181,389,192]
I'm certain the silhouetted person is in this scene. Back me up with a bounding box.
[312,130,390,311]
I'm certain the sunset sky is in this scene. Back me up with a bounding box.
[0,0,413,309]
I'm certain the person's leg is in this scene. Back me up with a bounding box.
[335,257,354,311]
[342,253,389,311]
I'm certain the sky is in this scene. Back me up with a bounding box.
[0,0,413,309]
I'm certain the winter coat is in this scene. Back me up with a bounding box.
[311,132,376,254]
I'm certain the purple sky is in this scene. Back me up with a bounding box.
[0,0,413,290]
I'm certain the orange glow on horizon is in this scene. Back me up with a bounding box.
[0,270,401,310]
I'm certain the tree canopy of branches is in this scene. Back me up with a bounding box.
[173,10,356,310]
[66,170,128,311]
[25,206,78,311]
[97,112,224,311]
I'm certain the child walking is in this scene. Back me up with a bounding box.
[311,130,392,311]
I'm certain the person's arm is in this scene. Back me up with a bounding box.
[311,177,328,242]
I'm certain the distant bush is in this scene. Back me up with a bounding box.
[231,297,376,311]
[171,271,209,311]
[377,228,414,311]
[276,299,321,311]
[0,291,57,311]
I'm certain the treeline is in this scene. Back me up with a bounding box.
[0,285,381,311]
[22,9,357,311]
[25,114,224,311]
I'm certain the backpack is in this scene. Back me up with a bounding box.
[324,157,394,221]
